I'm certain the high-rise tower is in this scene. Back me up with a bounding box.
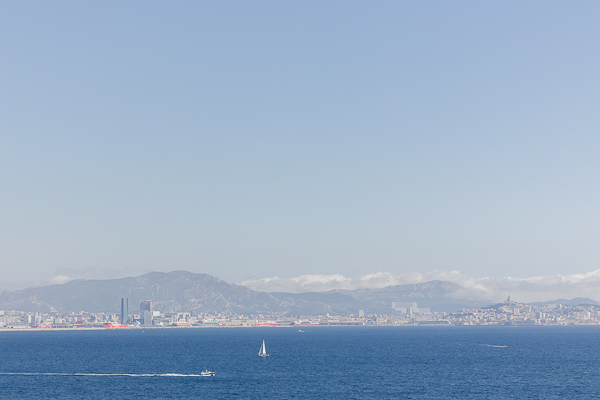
[120,298,129,325]
[140,300,152,326]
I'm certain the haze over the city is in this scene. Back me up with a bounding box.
[1,2,599,301]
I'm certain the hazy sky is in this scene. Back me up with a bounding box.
[1,2,599,290]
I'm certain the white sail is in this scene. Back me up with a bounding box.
[258,340,268,357]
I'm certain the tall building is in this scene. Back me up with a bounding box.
[140,300,152,312]
[120,298,129,325]
[140,300,152,326]
[141,311,152,327]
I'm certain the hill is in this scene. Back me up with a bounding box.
[529,298,599,307]
[0,271,474,315]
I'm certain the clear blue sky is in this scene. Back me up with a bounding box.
[1,2,599,288]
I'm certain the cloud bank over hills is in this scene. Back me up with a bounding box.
[3,269,599,314]
[241,269,600,304]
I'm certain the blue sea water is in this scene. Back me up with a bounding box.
[1,326,600,399]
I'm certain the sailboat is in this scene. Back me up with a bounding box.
[258,340,269,357]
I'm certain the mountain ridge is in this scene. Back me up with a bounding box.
[529,297,599,307]
[0,271,478,315]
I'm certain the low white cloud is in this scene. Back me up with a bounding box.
[241,274,352,293]
[49,275,71,285]
[240,269,600,304]
[54,267,122,280]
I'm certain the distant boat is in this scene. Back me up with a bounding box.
[200,370,215,377]
[258,340,269,357]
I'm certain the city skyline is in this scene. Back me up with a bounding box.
[2,2,599,291]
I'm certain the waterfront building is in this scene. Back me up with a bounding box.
[141,310,152,326]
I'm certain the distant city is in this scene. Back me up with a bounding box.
[2,296,600,330]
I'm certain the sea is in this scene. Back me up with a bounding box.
[1,325,599,399]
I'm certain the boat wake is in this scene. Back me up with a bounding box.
[0,372,206,377]
[483,344,507,348]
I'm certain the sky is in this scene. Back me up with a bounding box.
[1,2,599,300]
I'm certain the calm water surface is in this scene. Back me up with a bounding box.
[1,326,599,399]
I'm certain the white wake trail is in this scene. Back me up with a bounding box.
[0,372,205,377]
